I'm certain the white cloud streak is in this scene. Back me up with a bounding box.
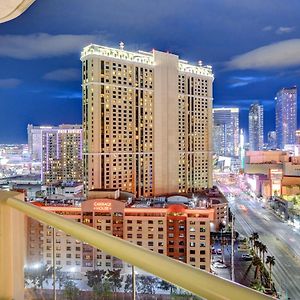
[44,68,80,81]
[227,39,300,70]
[0,33,105,59]
[0,78,22,88]
[276,26,295,34]
[262,26,273,32]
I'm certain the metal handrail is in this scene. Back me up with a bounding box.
[4,196,273,300]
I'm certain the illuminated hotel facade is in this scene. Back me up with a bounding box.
[213,107,239,157]
[39,125,83,184]
[81,44,214,197]
[249,103,264,151]
[276,87,297,149]
[27,195,219,273]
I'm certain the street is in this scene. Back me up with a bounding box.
[218,183,300,300]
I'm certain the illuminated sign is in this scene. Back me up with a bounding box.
[270,169,283,181]
[93,201,112,211]
[270,169,282,196]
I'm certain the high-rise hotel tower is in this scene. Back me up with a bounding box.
[276,87,297,149]
[81,44,214,197]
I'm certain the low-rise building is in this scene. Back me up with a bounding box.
[26,188,227,276]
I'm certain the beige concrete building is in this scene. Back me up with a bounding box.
[81,44,214,197]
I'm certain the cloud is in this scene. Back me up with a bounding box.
[0,33,107,59]
[54,91,82,99]
[0,78,22,88]
[44,68,80,81]
[227,39,300,70]
[262,26,273,32]
[276,26,295,34]
[229,76,270,88]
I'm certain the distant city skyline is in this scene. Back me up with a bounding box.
[1,1,300,142]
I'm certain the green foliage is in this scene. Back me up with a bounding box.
[124,274,132,293]
[24,264,52,289]
[250,280,265,293]
[85,269,106,288]
[137,275,158,294]
[63,280,80,300]
[159,279,174,292]
[106,269,122,292]
[55,267,70,290]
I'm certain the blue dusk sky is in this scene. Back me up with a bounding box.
[1,0,300,143]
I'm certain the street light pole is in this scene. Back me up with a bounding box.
[52,227,56,300]
[231,215,235,282]
[132,265,136,300]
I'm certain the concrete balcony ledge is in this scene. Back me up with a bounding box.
[0,0,35,23]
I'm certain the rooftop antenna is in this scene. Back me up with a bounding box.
[119,41,125,50]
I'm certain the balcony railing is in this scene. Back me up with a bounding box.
[0,191,273,300]
[0,0,36,23]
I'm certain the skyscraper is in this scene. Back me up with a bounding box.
[81,44,214,197]
[276,87,297,149]
[267,131,277,150]
[249,103,264,151]
[39,125,83,184]
[213,108,239,157]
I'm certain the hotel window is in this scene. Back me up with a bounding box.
[200,250,206,255]
[190,227,195,232]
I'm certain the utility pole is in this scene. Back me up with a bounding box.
[231,215,235,282]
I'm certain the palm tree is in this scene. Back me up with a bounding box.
[254,240,261,256]
[251,232,259,242]
[266,256,275,284]
[249,236,254,248]
[260,244,267,263]
[252,256,262,280]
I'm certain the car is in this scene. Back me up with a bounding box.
[213,262,227,269]
[242,254,253,261]
[217,249,222,255]
[211,249,216,254]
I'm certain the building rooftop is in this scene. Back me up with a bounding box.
[81,44,213,77]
